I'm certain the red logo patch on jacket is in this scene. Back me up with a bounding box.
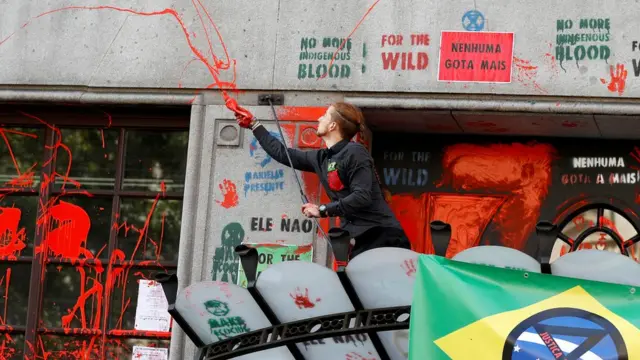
[327,161,345,191]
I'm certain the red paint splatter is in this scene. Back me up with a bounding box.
[319,0,380,80]
[0,333,17,359]
[0,207,27,258]
[630,146,640,172]
[1,1,238,103]
[346,352,377,360]
[215,179,239,208]
[280,124,297,147]
[561,121,578,128]
[388,193,425,252]
[513,57,547,94]
[37,201,92,259]
[427,193,507,257]
[601,64,628,96]
[438,143,556,250]
[294,243,313,255]
[276,106,327,121]
[572,214,592,232]
[401,258,416,277]
[1,111,173,358]
[289,287,319,309]
[543,42,560,75]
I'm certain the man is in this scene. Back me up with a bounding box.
[227,98,411,259]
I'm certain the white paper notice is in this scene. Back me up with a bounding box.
[134,280,172,332]
[132,346,168,360]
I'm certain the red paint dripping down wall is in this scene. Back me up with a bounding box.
[387,193,426,252]
[0,207,27,258]
[427,193,507,257]
[387,143,556,257]
[438,143,556,250]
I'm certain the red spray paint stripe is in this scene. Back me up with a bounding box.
[319,0,381,80]
[276,106,327,121]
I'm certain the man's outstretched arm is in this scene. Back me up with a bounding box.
[251,120,316,172]
[226,97,316,172]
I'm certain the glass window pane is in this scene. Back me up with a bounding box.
[41,196,112,260]
[550,239,571,263]
[578,232,621,253]
[0,264,30,326]
[37,335,101,359]
[560,209,597,239]
[0,195,37,257]
[0,127,43,190]
[122,130,188,192]
[117,199,182,263]
[601,209,637,240]
[105,338,170,359]
[53,128,119,190]
[0,333,24,360]
[41,265,103,329]
[108,268,170,331]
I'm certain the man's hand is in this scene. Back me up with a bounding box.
[301,203,320,218]
[225,96,254,128]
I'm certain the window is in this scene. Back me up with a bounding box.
[550,206,640,263]
[0,105,189,359]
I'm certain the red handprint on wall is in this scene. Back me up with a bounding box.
[215,179,239,209]
[601,63,628,96]
[290,287,321,309]
[400,258,416,277]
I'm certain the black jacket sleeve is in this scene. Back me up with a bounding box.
[325,145,373,217]
[252,124,317,172]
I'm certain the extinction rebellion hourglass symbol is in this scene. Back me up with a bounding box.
[502,308,628,360]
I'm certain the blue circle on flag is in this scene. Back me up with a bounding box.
[462,10,485,31]
[502,308,627,360]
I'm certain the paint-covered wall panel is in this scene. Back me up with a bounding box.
[373,133,640,263]
[1,0,640,98]
[205,105,329,287]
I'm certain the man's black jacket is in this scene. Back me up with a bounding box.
[252,124,401,238]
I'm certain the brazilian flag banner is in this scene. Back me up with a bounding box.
[409,255,640,360]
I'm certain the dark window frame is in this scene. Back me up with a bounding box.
[0,105,189,359]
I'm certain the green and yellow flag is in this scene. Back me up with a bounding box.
[410,255,640,360]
